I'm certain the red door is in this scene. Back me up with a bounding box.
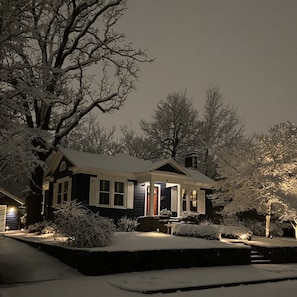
[146,186,159,215]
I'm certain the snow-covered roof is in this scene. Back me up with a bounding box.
[47,148,214,186]
[0,187,25,205]
[57,148,158,173]
[185,167,215,186]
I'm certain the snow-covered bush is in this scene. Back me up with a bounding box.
[181,211,211,224]
[172,224,219,240]
[26,220,56,234]
[54,201,115,248]
[181,211,199,223]
[117,216,139,232]
[160,208,172,217]
[171,223,252,241]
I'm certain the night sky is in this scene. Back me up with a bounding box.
[100,0,297,136]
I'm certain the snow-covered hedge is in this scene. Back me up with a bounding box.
[54,201,115,248]
[117,216,139,232]
[171,223,252,240]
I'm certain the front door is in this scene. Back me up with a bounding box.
[146,186,159,216]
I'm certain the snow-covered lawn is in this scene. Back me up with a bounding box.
[6,230,248,251]
[1,231,297,297]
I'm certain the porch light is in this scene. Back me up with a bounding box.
[8,207,16,214]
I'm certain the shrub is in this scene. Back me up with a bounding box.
[26,220,56,234]
[54,201,115,248]
[171,223,252,240]
[160,208,172,217]
[117,216,139,232]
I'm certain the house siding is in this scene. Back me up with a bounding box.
[88,183,145,223]
[205,188,213,219]
[72,173,91,204]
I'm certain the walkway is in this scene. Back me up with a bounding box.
[0,234,80,284]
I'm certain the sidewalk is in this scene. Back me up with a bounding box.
[0,234,80,284]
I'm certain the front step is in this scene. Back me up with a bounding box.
[251,249,271,264]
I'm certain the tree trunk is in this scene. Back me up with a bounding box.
[265,214,271,238]
[265,203,272,238]
[26,165,44,226]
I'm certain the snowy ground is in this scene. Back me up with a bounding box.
[1,231,297,297]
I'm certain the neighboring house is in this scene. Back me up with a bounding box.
[0,187,25,231]
[44,148,215,222]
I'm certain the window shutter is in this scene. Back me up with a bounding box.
[127,181,134,209]
[197,189,206,214]
[89,177,99,206]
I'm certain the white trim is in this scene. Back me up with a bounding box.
[89,176,133,209]
[0,187,24,205]
[198,189,206,214]
[127,181,134,209]
[52,176,72,207]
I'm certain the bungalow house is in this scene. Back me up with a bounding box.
[44,148,215,222]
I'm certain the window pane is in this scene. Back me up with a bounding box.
[114,194,124,206]
[99,193,109,205]
[115,181,124,193]
[190,190,197,211]
[64,180,68,190]
[58,183,62,194]
[57,194,62,204]
[100,180,110,191]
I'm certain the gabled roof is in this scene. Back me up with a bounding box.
[46,148,214,186]
[0,187,25,205]
[47,148,156,174]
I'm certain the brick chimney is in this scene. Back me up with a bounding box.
[184,152,198,169]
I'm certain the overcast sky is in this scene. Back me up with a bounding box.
[100,0,297,136]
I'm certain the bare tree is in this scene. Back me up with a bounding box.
[0,0,151,225]
[120,125,155,160]
[139,91,199,160]
[196,87,244,178]
[62,114,119,155]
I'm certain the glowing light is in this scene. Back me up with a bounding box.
[8,207,16,214]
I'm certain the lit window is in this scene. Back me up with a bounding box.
[114,181,124,206]
[182,189,187,212]
[99,180,110,205]
[190,190,197,212]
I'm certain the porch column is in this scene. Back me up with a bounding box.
[149,178,155,216]
[177,184,181,217]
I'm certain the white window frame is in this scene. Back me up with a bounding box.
[99,179,111,206]
[181,187,206,214]
[89,177,134,209]
[53,177,72,206]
